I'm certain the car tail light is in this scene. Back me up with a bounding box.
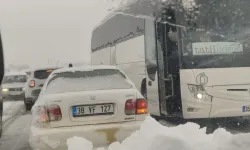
[48,105,62,121]
[136,99,148,114]
[125,98,148,115]
[125,99,136,115]
[39,106,49,123]
[39,105,62,122]
[29,80,35,87]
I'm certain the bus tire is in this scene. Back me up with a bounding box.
[150,114,162,121]
[141,78,147,99]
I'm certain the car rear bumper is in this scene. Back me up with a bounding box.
[29,121,143,150]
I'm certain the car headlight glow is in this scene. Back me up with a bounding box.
[2,88,8,92]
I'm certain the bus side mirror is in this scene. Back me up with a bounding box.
[0,32,4,85]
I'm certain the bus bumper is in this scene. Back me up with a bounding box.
[209,97,250,118]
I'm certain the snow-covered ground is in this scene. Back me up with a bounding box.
[67,116,250,150]
[2,101,24,122]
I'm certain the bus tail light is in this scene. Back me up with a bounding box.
[125,99,148,115]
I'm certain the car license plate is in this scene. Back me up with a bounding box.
[72,103,114,117]
[242,106,250,112]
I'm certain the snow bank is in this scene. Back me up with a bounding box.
[67,116,250,150]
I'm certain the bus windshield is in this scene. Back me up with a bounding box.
[179,0,250,69]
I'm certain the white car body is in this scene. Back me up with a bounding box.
[29,65,149,150]
[24,67,59,108]
[1,72,27,100]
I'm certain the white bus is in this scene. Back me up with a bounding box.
[91,0,250,120]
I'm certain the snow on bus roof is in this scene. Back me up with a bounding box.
[93,12,154,31]
[4,71,27,76]
[52,65,119,74]
[95,0,196,29]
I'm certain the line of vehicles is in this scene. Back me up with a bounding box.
[0,64,149,150]
[1,67,59,110]
[0,0,250,149]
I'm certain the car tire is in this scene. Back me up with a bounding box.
[25,103,32,111]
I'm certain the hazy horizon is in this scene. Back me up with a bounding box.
[0,0,125,68]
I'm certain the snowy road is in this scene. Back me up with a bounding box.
[0,101,32,150]
[0,101,250,150]
[2,101,24,123]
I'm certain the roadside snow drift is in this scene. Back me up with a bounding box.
[67,116,250,150]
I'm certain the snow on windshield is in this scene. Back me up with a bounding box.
[44,69,133,94]
[67,116,250,150]
[2,75,27,84]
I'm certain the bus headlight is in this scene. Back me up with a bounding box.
[188,84,210,101]
[196,93,203,99]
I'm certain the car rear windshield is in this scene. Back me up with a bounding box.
[45,69,133,94]
[2,75,27,84]
[34,69,55,79]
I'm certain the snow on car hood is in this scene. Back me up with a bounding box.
[2,82,25,88]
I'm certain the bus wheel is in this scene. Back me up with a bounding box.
[150,114,161,121]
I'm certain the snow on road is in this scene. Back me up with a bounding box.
[67,117,250,150]
[2,101,24,122]
[0,103,32,150]
[0,112,32,150]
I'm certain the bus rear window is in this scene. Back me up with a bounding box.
[34,69,55,79]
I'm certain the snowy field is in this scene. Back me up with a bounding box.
[67,117,250,150]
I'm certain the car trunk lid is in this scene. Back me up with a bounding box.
[43,89,137,128]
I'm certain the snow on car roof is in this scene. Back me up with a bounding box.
[29,66,62,72]
[52,65,119,74]
[4,71,27,76]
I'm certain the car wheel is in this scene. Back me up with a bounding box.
[25,104,31,111]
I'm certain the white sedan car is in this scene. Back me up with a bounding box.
[29,65,148,150]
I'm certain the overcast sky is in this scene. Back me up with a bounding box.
[0,0,123,68]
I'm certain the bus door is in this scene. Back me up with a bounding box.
[156,13,181,116]
[155,21,173,116]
